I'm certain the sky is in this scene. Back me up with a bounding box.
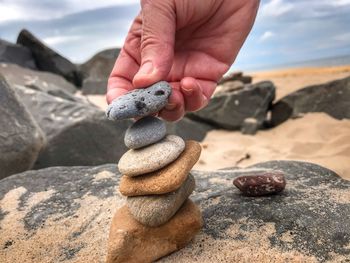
[0,0,350,71]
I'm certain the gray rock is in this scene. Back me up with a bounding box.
[187,81,275,130]
[106,81,171,120]
[0,76,44,179]
[0,39,37,69]
[1,161,349,262]
[214,80,244,96]
[241,117,259,135]
[118,135,185,177]
[218,71,252,85]
[166,117,214,142]
[17,29,82,87]
[0,63,77,101]
[79,48,121,95]
[12,84,130,168]
[271,76,350,126]
[124,116,166,149]
[126,174,195,227]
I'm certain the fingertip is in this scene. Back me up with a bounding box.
[106,88,128,104]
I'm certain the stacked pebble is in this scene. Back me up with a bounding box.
[105,81,203,263]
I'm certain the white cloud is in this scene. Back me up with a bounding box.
[43,35,82,45]
[259,31,275,42]
[0,0,139,23]
[331,0,350,6]
[260,0,294,18]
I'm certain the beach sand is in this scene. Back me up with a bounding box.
[86,65,350,180]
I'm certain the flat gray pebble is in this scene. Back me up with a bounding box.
[106,81,171,120]
[124,116,166,149]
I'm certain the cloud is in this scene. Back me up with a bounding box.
[0,0,139,23]
[43,35,82,45]
[259,31,275,42]
[259,0,294,18]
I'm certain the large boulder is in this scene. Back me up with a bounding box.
[166,117,213,141]
[0,63,77,101]
[0,77,44,179]
[80,48,121,94]
[271,76,350,126]
[0,161,349,262]
[16,29,82,87]
[188,81,275,130]
[0,39,37,70]
[12,84,130,169]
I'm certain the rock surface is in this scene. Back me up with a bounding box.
[0,39,37,69]
[0,63,77,101]
[106,81,171,120]
[107,200,202,263]
[218,71,252,85]
[187,81,275,130]
[126,174,195,227]
[118,135,185,177]
[119,140,201,196]
[12,84,130,168]
[124,116,166,149]
[1,161,350,262]
[17,29,82,86]
[0,76,44,179]
[79,48,120,94]
[233,170,286,196]
[271,76,350,126]
[240,117,259,135]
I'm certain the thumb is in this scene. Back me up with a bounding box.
[133,0,175,88]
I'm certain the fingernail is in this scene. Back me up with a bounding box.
[137,61,154,75]
[165,103,177,110]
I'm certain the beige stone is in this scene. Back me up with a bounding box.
[106,199,202,263]
[118,135,185,177]
[119,141,201,196]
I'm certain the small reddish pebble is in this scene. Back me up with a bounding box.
[233,170,286,196]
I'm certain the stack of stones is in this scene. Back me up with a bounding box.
[105,81,203,263]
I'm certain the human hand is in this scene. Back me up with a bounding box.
[107,0,259,121]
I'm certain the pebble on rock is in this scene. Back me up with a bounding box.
[106,200,202,263]
[233,170,286,196]
[119,140,201,196]
[118,135,185,177]
[106,81,171,120]
[126,174,195,227]
[124,116,166,149]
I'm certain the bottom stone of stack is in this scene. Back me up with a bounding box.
[106,199,202,263]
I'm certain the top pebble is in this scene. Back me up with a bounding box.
[106,81,171,120]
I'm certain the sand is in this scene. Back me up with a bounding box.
[195,113,350,180]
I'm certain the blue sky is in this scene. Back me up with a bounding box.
[0,0,350,71]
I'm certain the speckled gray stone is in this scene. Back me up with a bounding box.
[124,116,166,149]
[126,174,195,227]
[106,81,171,120]
[118,135,185,177]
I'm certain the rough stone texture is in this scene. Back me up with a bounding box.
[1,161,350,262]
[187,81,275,130]
[271,76,350,127]
[0,76,44,179]
[218,71,252,85]
[106,81,171,120]
[214,80,244,96]
[79,48,120,95]
[0,63,77,101]
[17,29,82,86]
[126,174,195,227]
[0,39,37,69]
[124,116,166,149]
[165,117,213,142]
[119,141,201,196]
[233,170,286,196]
[118,135,185,177]
[12,84,130,168]
[107,200,202,263]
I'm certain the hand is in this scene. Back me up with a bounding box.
[107,0,259,121]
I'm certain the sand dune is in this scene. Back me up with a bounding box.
[195,113,350,180]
